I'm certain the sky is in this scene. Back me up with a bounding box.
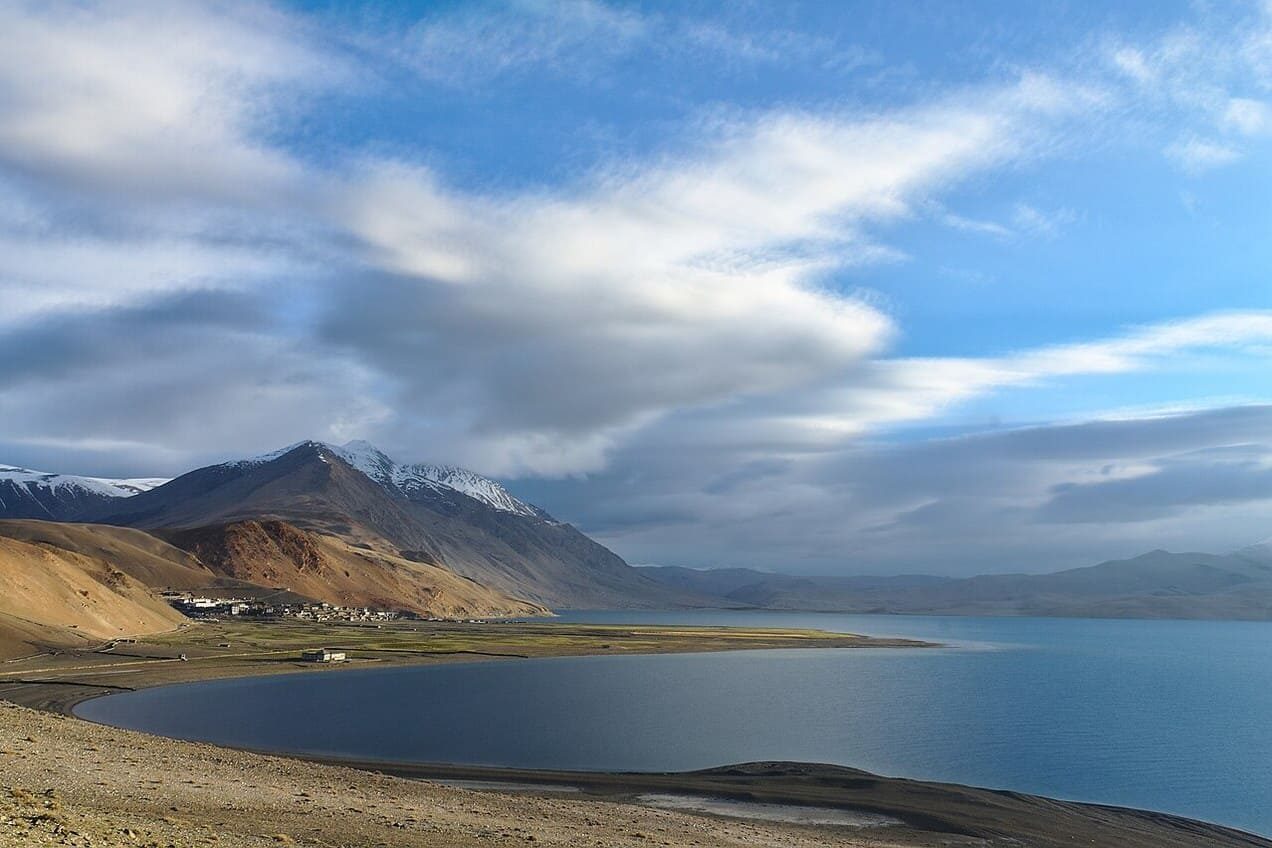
[1,0,1271,576]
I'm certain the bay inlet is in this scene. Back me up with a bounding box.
[76,611,1272,836]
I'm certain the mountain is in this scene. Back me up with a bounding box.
[0,440,691,612]
[0,465,166,521]
[641,545,1272,619]
[63,440,693,609]
[0,522,192,659]
[1235,537,1272,566]
[235,440,548,520]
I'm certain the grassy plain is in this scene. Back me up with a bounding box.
[0,617,926,712]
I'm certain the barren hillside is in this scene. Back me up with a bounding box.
[0,534,187,659]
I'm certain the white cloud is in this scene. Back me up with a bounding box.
[0,226,309,325]
[1011,203,1074,237]
[639,310,1272,463]
[1105,6,1272,172]
[937,209,1014,238]
[933,202,1072,241]
[1165,137,1242,173]
[559,403,1272,574]
[325,74,1089,473]
[0,2,348,324]
[0,1,338,204]
[1223,97,1272,135]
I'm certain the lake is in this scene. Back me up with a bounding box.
[75,611,1272,836]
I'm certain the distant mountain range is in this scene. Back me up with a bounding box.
[641,540,1272,619]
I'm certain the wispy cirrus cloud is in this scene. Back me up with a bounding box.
[378,0,877,89]
[388,0,647,86]
[1107,2,1272,173]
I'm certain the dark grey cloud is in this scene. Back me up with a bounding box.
[514,405,1272,575]
[0,290,272,389]
[1037,445,1272,524]
[0,288,384,478]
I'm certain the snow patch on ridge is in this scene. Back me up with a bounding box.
[392,463,543,519]
[0,465,168,498]
[341,441,544,519]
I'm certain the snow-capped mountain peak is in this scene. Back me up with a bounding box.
[329,440,397,487]
[239,440,545,519]
[0,463,168,520]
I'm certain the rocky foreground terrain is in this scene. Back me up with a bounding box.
[2,697,1268,848]
[1,700,914,848]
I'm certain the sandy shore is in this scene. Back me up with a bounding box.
[1,619,1267,847]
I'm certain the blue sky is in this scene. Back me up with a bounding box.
[0,0,1270,574]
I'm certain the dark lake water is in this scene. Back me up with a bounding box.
[76,611,1272,836]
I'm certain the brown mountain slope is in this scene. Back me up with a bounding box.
[161,520,548,618]
[0,535,187,658]
[0,519,219,591]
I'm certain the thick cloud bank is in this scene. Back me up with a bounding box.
[2,1,1271,573]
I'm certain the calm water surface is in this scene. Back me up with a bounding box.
[77,611,1272,835]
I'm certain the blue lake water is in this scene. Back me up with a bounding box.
[76,611,1272,835]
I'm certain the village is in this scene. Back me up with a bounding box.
[160,592,497,625]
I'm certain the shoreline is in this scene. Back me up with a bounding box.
[283,754,1272,845]
[0,617,931,714]
[2,619,1266,847]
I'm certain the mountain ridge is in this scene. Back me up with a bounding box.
[2,441,696,610]
[640,542,1272,619]
[0,464,168,521]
